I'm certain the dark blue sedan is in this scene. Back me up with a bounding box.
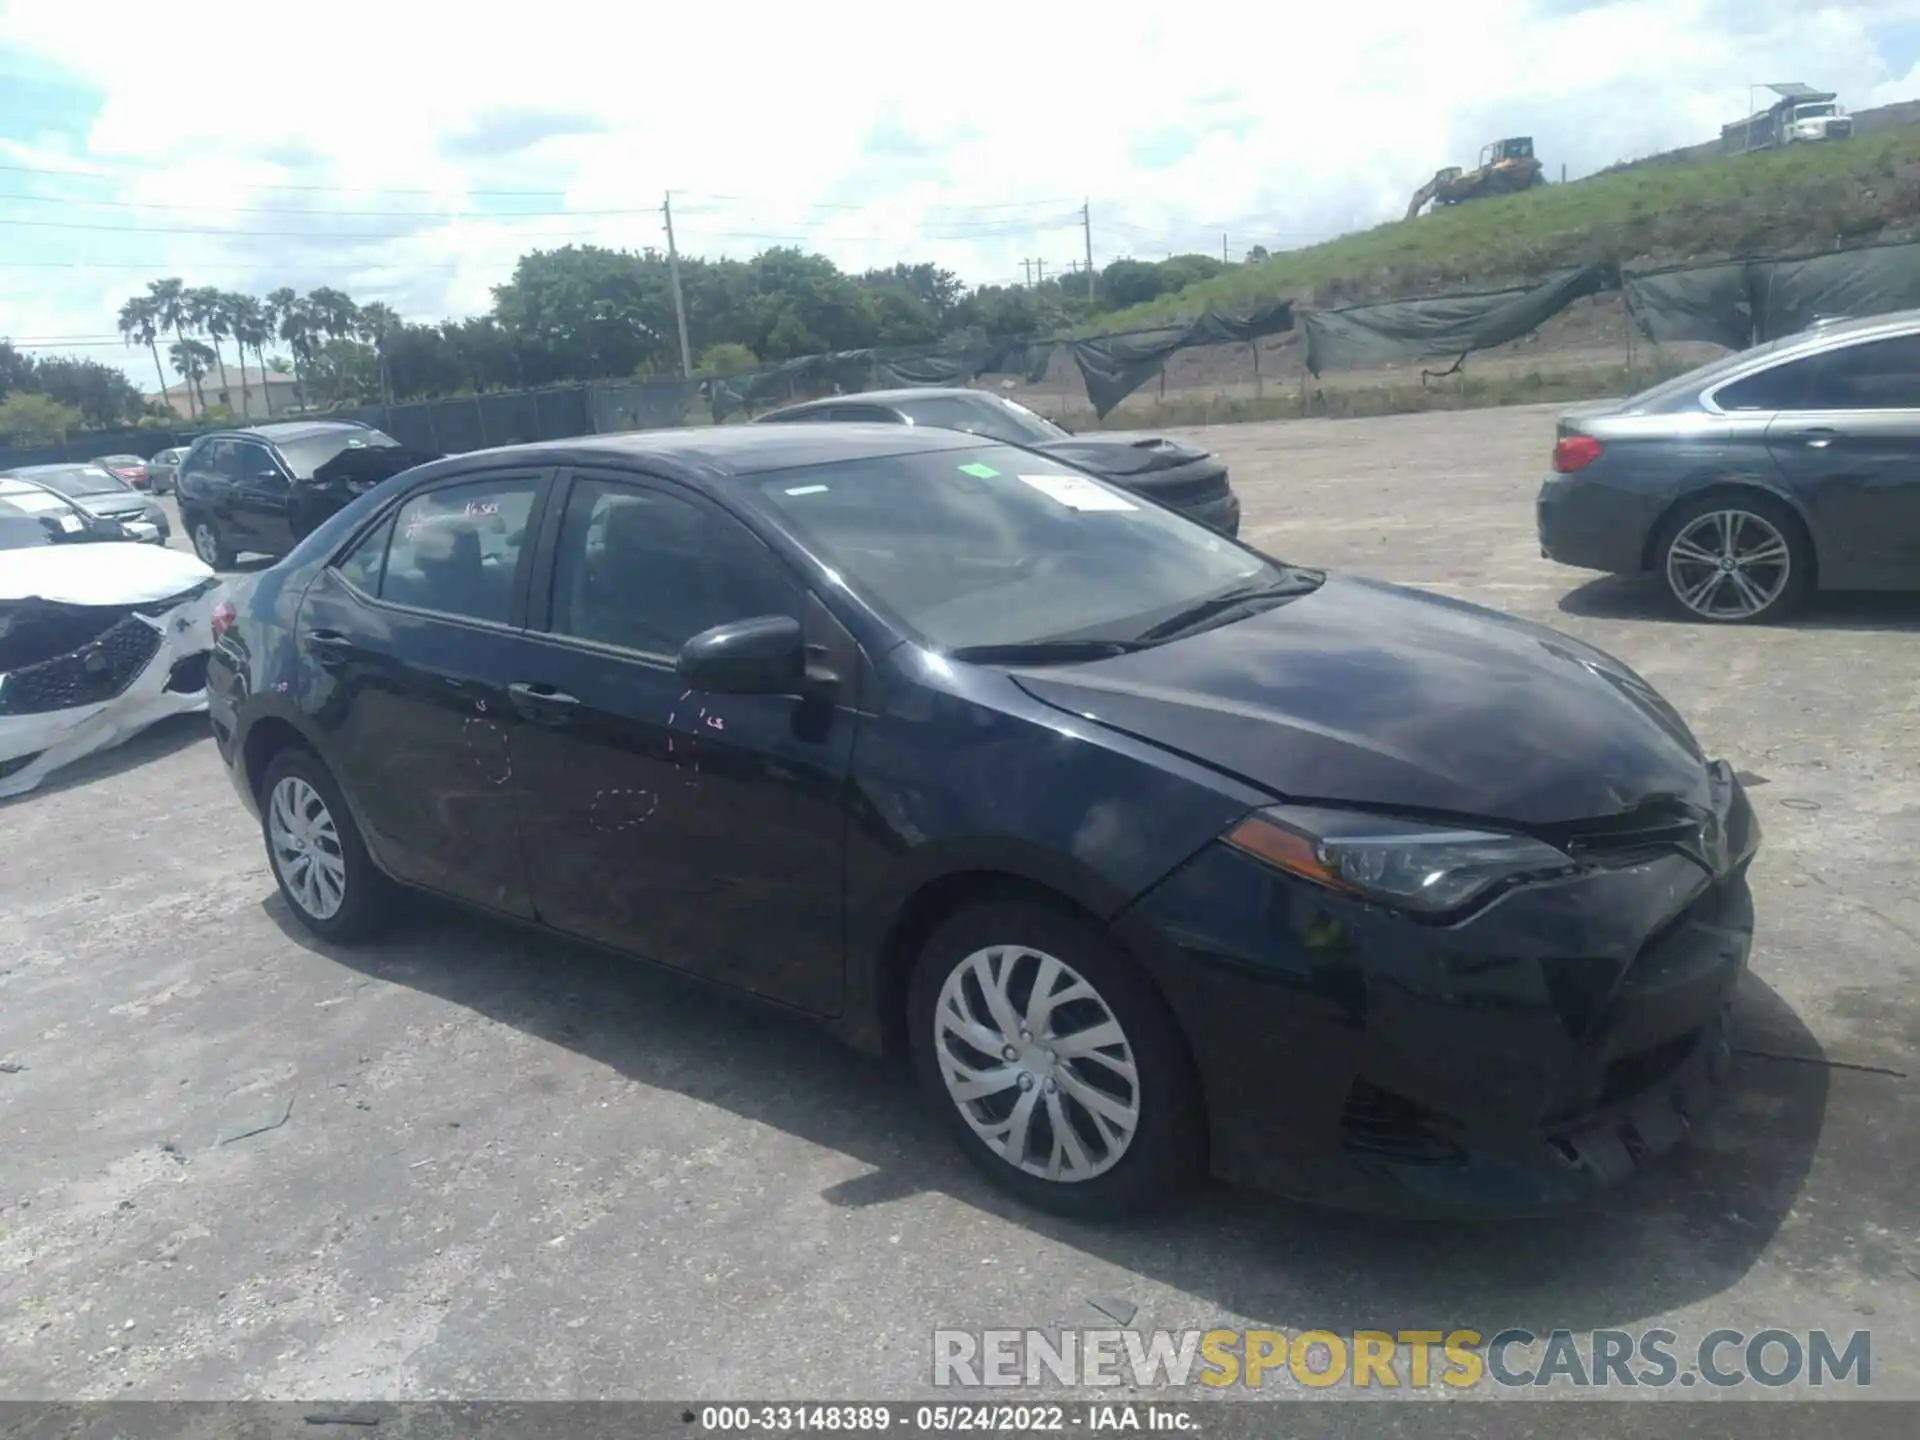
[205,425,1757,1219]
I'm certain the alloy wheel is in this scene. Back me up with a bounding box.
[268,775,349,921]
[1664,509,1792,620]
[932,944,1142,1183]
[193,523,222,568]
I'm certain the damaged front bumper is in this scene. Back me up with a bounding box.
[0,576,225,798]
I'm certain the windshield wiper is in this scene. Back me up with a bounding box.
[1132,571,1324,644]
[947,639,1145,665]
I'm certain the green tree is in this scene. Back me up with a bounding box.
[147,278,201,417]
[268,288,315,410]
[32,357,144,428]
[187,286,235,411]
[0,391,81,443]
[696,341,757,376]
[168,338,216,407]
[117,296,170,406]
[304,337,380,407]
[356,301,400,404]
[229,294,272,418]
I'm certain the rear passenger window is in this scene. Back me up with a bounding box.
[375,478,539,624]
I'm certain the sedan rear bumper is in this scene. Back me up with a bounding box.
[1125,767,1759,1216]
[1536,472,1664,574]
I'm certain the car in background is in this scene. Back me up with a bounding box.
[174,420,439,570]
[754,387,1242,536]
[206,424,1755,1220]
[0,464,170,544]
[0,542,224,798]
[95,454,151,490]
[0,477,143,549]
[146,446,190,496]
[1538,307,1920,623]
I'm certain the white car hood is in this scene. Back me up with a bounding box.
[0,542,215,605]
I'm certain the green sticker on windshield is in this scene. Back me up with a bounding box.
[957,462,999,478]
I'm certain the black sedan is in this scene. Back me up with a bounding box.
[1539,308,1920,623]
[207,425,1756,1219]
[2,463,170,544]
[754,386,1241,535]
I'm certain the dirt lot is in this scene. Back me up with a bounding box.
[2,404,1917,1414]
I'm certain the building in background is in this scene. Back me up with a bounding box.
[146,369,301,421]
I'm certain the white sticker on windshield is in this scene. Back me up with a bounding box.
[1016,473,1137,512]
[58,513,82,532]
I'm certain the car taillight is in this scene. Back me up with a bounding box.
[1552,434,1602,472]
[211,599,237,640]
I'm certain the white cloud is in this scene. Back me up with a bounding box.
[1,0,1916,384]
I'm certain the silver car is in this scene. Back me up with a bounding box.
[1537,309,1920,622]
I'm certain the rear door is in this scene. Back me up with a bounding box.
[504,467,859,1014]
[295,468,554,914]
[1758,331,1920,582]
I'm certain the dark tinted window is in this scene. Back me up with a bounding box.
[231,442,287,486]
[377,478,539,624]
[276,428,399,478]
[334,516,395,595]
[1799,334,1920,409]
[1715,360,1814,412]
[549,479,798,655]
[190,440,240,479]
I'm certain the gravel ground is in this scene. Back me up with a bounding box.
[2,403,1916,1422]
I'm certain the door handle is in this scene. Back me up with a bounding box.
[303,629,354,664]
[1797,427,1836,448]
[508,682,579,723]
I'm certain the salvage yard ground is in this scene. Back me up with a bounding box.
[2,403,1917,1412]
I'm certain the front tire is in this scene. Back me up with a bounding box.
[1655,492,1811,624]
[186,512,235,570]
[907,899,1204,1219]
[260,747,392,943]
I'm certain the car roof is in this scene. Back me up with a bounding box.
[96,452,143,461]
[411,422,991,485]
[199,420,373,445]
[5,463,101,477]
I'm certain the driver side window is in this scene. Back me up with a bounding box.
[548,478,798,657]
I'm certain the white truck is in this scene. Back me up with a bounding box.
[1722,83,1854,155]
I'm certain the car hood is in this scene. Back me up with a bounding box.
[1031,432,1211,478]
[0,542,214,606]
[305,444,441,494]
[1010,575,1710,828]
[69,492,149,517]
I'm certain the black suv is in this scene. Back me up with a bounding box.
[175,420,437,569]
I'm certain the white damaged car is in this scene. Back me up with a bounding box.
[0,538,227,798]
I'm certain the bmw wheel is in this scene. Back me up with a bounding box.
[908,899,1203,1218]
[260,747,392,943]
[1657,493,1810,624]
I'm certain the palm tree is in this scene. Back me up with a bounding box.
[306,287,360,346]
[268,288,314,411]
[147,278,201,417]
[117,296,169,410]
[187,287,234,412]
[229,294,270,418]
[168,338,216,399]
[356,301,400,405]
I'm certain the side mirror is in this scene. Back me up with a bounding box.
[677,615,808,695]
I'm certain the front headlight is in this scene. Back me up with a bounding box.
[1223,805,1579,915]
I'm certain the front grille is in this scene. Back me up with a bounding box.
[1601,1029,1703,1108]
[1339,1078,1468,1166]
[0,616,161,716]
[165,650,211,694]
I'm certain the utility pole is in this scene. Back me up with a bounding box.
[1081,201,1095,300]
[1222,232,1229,264]
[1036,258,1046,285]
[662,191,693,378]
[1022,258,1034,287]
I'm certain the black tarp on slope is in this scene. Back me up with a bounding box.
[1626,239,1920,348]
[1068,301,1295,417]
[1302,265,1614,376]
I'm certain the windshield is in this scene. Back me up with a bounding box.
[0,482,73,516]
[22,465,129,499]
[893,394,1067,446]
[0,510,51,550]
[277,427,400,478]
[1796,104,1836,119]
[750,444,1300,653]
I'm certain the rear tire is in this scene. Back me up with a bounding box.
[260,747,393,944]
[186,511,235,570]
[907,898,1204,1219]
[1654,492,1811,624]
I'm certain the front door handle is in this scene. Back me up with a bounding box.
[508,682,579,724]
[1796,427,1836,448]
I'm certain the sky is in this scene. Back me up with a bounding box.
[2,0,1919,391]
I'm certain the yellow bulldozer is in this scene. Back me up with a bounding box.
[1406,137,1545,220]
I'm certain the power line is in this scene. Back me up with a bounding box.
[0,213,1081,242]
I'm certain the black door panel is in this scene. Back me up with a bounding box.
[510,469,855,1014]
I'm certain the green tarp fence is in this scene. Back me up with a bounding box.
[1624,238,1920,348]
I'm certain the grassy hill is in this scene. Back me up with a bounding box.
[1104,125,1920,330]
